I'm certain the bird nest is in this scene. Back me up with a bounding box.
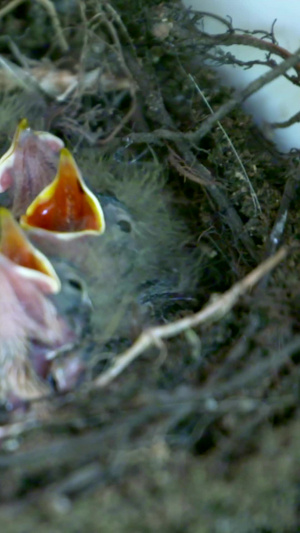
[0,1,299,532]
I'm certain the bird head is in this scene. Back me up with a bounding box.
[0,118,64,218]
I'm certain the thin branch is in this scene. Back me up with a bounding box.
[187,48,300,143]
[36,0,69,52]
[0,0,24,16]
[0,0,69,53]
[188,73,261,215]
[256,165,300,290]
[98,96,137,144]
[198,32,297,66]
[167,145,213,186]
[124,48,259,260]
[94,247,287,388]
[127,48,300,146]
[270,111,300,129]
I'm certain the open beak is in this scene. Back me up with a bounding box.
[20,148,105,239]
[0,207,61,294]
[0,119,64,217]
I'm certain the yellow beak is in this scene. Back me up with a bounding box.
[0,207,61,293]
[20,148,105,239]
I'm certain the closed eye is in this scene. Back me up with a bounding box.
[117,219,132,233]
[67,278,83,291]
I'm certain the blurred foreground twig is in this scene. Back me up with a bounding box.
[94,247,287,388]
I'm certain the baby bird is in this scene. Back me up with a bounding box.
[0,208,79,403]
[0,120,196,393]
[0,119,63,218]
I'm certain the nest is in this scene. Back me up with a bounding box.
[0,1,299,531]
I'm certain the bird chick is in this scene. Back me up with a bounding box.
[0,120,197,387]
[0,118,64,218]
[0,210,76,403]
[29,150,197,359]
[0,254,66,402]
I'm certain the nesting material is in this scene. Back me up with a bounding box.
[182,0,300,151]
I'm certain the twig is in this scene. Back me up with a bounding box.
[124,48,259,260]
[0,0,69,53]
[93,247,287,388]
[270,111,300,129]
[0,0,24,17]
[172,10,300,73]
[167,145,213,186]
[208,313,261,383]
[127,48,300,146]
[187,48,300,143]
[86,4,136,142]
[255,164,300,291]
[36,0,68,52]
[188,73,261,215]
[98,96,137,144]
[198,32,300,73]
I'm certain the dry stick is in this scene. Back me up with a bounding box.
[98,98,137,144]
[127,47,300,146]
[194,32,297,67]
[0,0,68,53]
[255,165,300,291]
[265,176,298,257]
[94,247,287,389]
[270,111,300,129]
[125,50,300,259]
[0,55,54,98]
[188,72,261,214]
[187,48,300,143]
[124,51,258,260]
[2,338,298,448]
[167,146,212,186]
[177,12,300,76]
[176,141,259,261]
[88,6,137,143]
[0,0,24,16]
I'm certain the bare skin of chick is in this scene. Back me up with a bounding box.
[0,255,73,404]
[0,268,49,402]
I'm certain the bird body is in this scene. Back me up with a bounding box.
[0,254,71,401]
[0,121,196,402]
